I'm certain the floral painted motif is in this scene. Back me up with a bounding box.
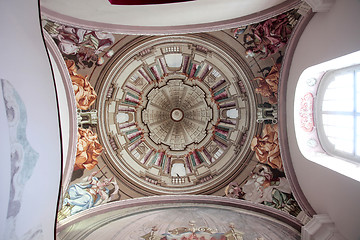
[299,92,314,132]
[1,79,43,239]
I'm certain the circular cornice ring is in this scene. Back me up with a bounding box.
[96,34,258,195]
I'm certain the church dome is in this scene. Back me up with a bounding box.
[96,34,258,194]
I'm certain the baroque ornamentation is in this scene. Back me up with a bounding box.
[75,127,103,171]
[253,62,281,104]
[66,59,97,110]
[251,124,282,170]
[142,222,244,240]
[58,167,119,220]
[299,92,314,132]
[98,37,256,194]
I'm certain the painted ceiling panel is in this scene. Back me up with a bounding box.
[41,3,313,237]
[57,199,301,239]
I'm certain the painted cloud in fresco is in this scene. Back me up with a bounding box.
[1,79,43,240]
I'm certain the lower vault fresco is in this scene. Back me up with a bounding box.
[42,5,308,228]
[57,202,301,240]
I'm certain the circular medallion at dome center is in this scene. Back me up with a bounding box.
[142,79,212,151]
[171,108,184,122]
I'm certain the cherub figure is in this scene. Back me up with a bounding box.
[245,14,291,59]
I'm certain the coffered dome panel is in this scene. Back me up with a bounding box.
[97,35,258,195]
[142,79,213,151]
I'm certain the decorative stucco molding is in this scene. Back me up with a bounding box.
[56,195,303,232]
[278,10,317,217]
[40,0,301,35]
[304,0,335,12]
[301,214,346,240]
[43,30,78,195]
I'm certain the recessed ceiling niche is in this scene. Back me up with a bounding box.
[97,35,258,195]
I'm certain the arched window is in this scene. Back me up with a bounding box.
[295,50,360,182]
[170,162,186,177]
[316,65,360,161]
[164,53,183,68]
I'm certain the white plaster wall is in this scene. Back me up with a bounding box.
[49,53,69,176]
[287,0,360,239]
[0,0,61,239]
[40,0,286,27]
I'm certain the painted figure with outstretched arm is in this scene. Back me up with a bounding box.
[60,167,119,218]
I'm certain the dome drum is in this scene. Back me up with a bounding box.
[97,35,258,194]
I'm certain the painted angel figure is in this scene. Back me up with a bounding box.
[44,20,114,68]
[251,124,282,170]
[242,170,291,204]
[75,127,103,171]
[245,14,291,59]
[61,169,120,217]
[224,223,244,240]
[253,62,281,104]
[66,59,98,111]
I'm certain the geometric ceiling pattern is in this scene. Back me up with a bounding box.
[42,4,310,238]
[97,36,257,194]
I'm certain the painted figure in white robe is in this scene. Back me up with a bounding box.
[62,170,119,216]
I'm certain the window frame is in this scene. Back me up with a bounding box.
[315,64,360,162]
[294,50,360,182]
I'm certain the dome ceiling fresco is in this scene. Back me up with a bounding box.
[42,3,311,238]
[96,36,257,194]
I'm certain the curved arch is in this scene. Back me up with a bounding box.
[277,10,316,216]
[44,31,78,194]
[40,0,300,35]
[294,51,360,182]
[56,195,303,233]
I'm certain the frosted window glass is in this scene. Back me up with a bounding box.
[323,114,353,127]
[334,139,354,153]
[357,72,360,112]
[356,116,360,156]
[321,69,359,157]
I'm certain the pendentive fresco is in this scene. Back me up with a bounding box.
[42,7,306,227]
